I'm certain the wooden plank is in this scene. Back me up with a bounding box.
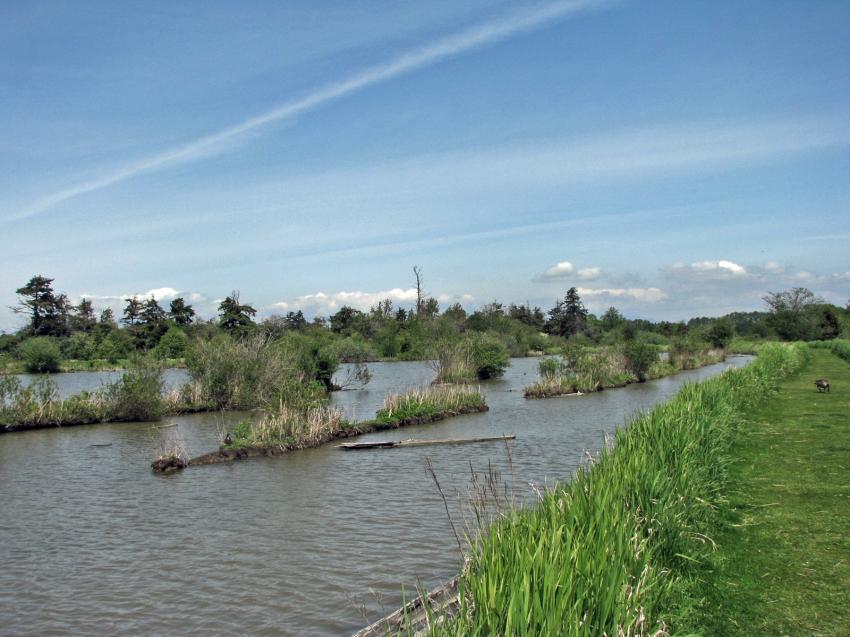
[351,577,460,637]
[338,434,515,450]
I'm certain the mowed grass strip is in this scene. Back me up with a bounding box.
[696,348,850,636]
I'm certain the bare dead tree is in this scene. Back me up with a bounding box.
[413,265,424,316]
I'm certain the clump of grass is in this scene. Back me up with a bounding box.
[809,337,850,363]
[375,385,486,424]
[432,343,807,636]
[225,405,345,448]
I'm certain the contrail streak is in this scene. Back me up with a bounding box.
[10,0,605,222]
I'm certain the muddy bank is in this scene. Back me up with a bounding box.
[155,404,490,471]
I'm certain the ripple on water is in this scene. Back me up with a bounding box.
[0,357,752,636]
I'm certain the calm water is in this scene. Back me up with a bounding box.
[0,357,750,636]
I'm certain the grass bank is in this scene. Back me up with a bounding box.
[429,343,805,636]
[679,346,850,635]
[172,385,488,469]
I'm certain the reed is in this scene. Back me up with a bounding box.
[226,404,345,448]
[431,343,807,636]
[376,385,486,424]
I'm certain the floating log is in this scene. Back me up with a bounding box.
[89,443,112,447]
[338,434,515,450]
[351,577,459,637]
[154,423,178,429]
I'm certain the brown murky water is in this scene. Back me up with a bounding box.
[0,356,750,636]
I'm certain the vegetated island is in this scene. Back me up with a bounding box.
[153,385,488,472]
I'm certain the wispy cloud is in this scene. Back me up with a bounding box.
[10,0,605,222]
[273,287,473,315]
[577,286,667,302]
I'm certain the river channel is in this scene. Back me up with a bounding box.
[0,356,750,636]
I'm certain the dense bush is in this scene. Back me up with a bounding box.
[623,340,658,382]
[103,357,165,421]
[469,333,510,379]
[18,337,61,373]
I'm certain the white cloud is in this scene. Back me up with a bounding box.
[577,266,602,281]
[577,287,667,302]
[81,286,185,302]
[275,287,475,314]
[833,271,850,280]
[540,261,574,279]
[667,259,748,279]
[763,261,784,274]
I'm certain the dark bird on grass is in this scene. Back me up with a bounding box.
[223,432,232,445]
[815,379,830,393]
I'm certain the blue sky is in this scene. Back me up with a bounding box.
[2,0,849,330]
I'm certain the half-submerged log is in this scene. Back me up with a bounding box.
[338,434,515,450]
[351,577,459,637]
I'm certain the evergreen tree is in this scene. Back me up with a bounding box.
[13,275,65,336]
[122,297,144,326]
[546,287,588,338]
[168,297,196,325]
[70,298,97,333]
[218,292,257,334]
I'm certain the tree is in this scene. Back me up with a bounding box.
[623,340,657,382]
[141,297,166,326]
[601,306,624,332]
[18,337,61,373]
[70,298,97,333]
[218,292,257,334]
[13,275,66,336]
[168,297,195,325]
[330,305,363,334]
[283,310,307,331]
[763,287,821,341]
[413,266,424,316]
[122,297,144,326]
[546,287,588,338]
[706,318,734,348]
[420,297,440,320]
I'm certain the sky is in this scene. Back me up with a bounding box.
[2,0,849,330]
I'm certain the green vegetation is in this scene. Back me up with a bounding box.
[375,385,486,425]
[0,358,167,429]
[18,337,61,373]
[431,333,511,383]
[524,339,726,398]
[680,346,850,635]
[431,343,807,636]
[227,405,345,449]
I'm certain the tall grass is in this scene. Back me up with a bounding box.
[809,338,850,363]
[0,358,165,429]
[227,405,345,448]
[431,343,807,636]
[376,385,487,424]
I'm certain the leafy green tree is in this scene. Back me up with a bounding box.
[763,287,820,341]
[155,325,189,358]
[706,318,735,348]
[329,306,363,334]
[168,297,195,325]
[284,310,307,331]
[420,297,440,320]
[601,306,624,332]
[218,292,257,334]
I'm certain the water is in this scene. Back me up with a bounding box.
[0,357,750,636]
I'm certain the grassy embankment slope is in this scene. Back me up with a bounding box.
[689,345,850,635]
[429,343,808,636]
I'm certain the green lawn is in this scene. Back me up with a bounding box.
[693,348,850,636]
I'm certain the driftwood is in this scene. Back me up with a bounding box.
[338,434,515,450]
[351,577,460,637]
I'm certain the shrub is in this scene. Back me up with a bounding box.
[18,337,61,373]
[623,340,658,382]
[470,333,510,379]
[103,357,165,421]
[154,325,189,358]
